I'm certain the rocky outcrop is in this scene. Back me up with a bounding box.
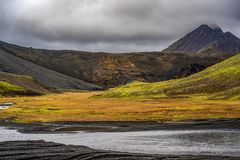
[172,63,206,78]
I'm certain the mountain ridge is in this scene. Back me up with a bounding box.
[0,39,232,88]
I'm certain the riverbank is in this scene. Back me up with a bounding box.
[0,140,239,160]
[0,118,240,133]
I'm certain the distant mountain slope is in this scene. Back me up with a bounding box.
[102,53,240,100]
[0,41,231,88]
[163,24,240,54]
[0,48,101,91]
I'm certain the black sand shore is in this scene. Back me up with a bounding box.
[0,140,239,160]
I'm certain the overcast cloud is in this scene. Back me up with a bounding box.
[0,0,239,52]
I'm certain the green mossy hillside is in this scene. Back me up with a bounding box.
[102,54,240,100]
[0,81,28,96]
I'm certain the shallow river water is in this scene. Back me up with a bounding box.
[0,102,13,109]
[0,127,240,157]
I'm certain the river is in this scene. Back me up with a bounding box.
[0,127,239,157]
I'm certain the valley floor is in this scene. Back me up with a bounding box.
[0,92,240,123]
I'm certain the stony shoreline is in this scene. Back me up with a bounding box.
[0,140,239,160]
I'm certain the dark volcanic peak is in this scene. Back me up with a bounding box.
[163,24,240,54]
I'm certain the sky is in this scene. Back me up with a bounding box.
[0,0,239,52]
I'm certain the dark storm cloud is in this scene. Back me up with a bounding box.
[0,0,239,52]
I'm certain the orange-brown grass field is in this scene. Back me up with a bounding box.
[0,92,240,123]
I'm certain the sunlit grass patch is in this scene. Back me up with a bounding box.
[0,92,240,123]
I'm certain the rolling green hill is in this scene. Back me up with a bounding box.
[102,54,240,100]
